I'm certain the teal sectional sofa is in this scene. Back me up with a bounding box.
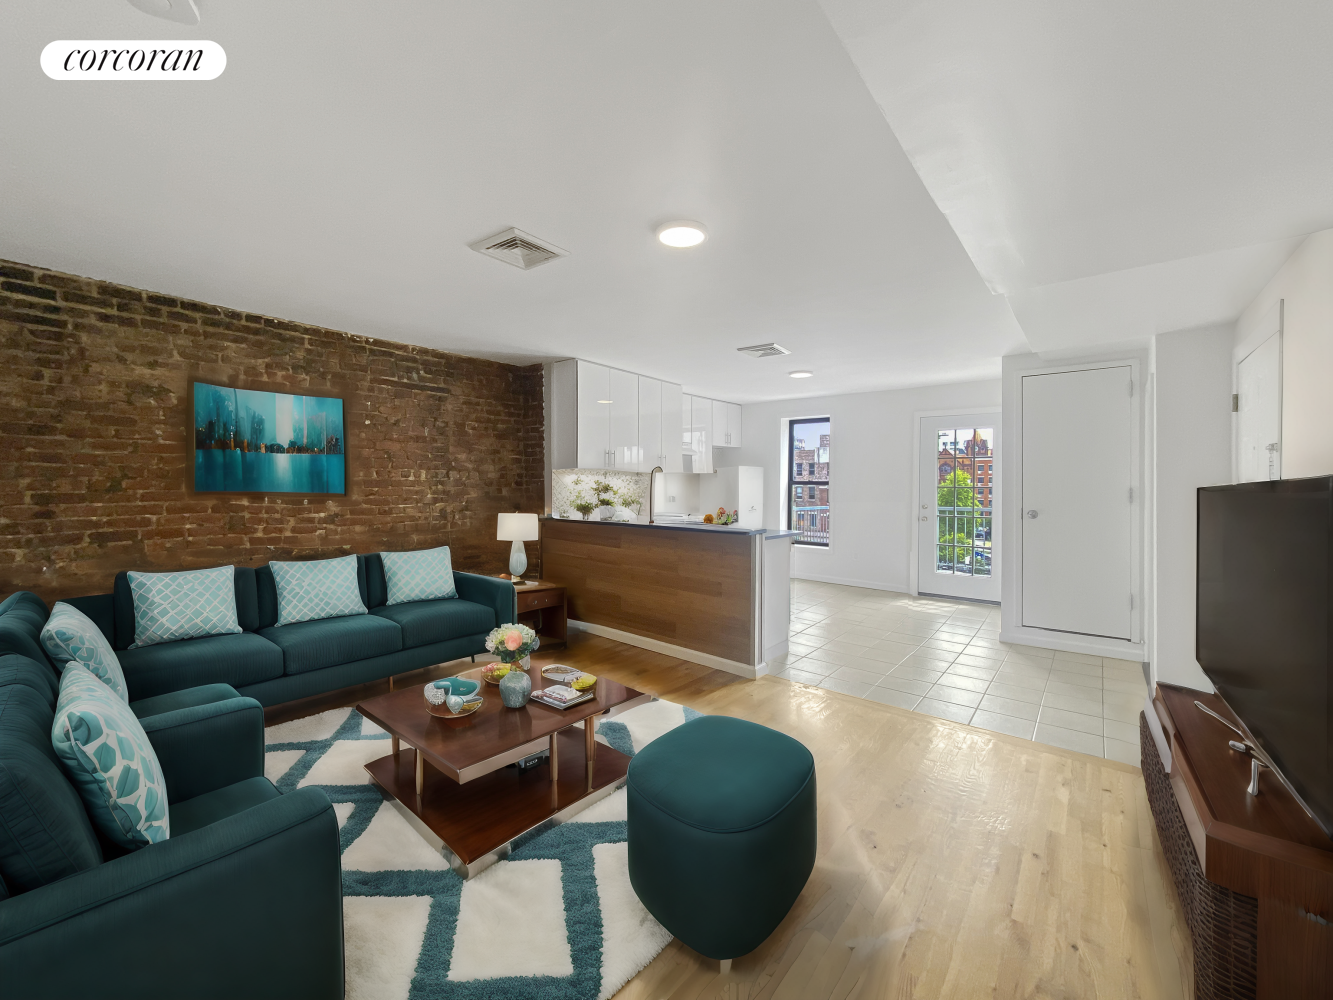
[57,554,516,707]
[0,593,344,999]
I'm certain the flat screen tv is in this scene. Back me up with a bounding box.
[1197,477,1333,837]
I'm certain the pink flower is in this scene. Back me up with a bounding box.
[504,631,523,651]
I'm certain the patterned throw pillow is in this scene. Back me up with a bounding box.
[51,664,169,849]
[40,602,129,702]
[381,546,457,605]
[128,565,241,648]
[270,555,367,626]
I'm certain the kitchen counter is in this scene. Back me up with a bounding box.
[540,516,793,678]
[544,514,799,539]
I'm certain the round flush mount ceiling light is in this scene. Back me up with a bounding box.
[788,371,814,378]
[656,221,708,248]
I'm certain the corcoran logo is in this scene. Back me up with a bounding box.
[41,40,226,80]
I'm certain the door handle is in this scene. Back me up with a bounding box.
[1026,510,1038,518]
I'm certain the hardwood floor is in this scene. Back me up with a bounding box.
[268,631,1193,999]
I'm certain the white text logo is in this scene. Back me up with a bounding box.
[41,40,226,80]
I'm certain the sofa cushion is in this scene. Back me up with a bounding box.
[129,683,243,721]
[0,681,103,893]
[127,565,243,648]
[169,776,281,837]
[40,602,128,702]
[0,653,59,708]
[113,567,260,651]
[381,546,458,605]
[270,555,367,627]
[260,614,401,675]
[117,632,284,701]
[371,598,495,649]
[52,664,170,849]
[0,592,51,665]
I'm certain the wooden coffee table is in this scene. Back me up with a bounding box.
[356,666,648,878]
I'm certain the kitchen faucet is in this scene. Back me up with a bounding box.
[648,466,663,524]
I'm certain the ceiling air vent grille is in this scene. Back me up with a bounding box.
[469,228,568,270]
[736,342,791,358]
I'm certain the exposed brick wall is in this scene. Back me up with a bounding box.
[0,258,544,606]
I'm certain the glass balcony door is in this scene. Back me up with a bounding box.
[918,413,1000,602]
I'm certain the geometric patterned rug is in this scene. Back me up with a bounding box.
[264,699,701,1000]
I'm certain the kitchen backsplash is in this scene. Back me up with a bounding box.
[551,469,649,519]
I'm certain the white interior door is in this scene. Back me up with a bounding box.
[1237,333,1282,482]
[918,414,1000,601]
[1021,366,1134,639]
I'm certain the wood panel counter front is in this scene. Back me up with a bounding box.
[540,518,756,665]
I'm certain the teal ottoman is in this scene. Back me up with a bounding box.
[627,715,817,966]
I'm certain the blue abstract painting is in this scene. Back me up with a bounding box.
[193,382,345,494]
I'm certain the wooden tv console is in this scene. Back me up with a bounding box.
[1146,683,1333,998]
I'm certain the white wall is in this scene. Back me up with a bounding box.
[738,380,1001,592]
[1149,324,1233,690]
[1236,228,1333,478]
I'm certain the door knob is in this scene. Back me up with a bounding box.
[1026,510,1038,519]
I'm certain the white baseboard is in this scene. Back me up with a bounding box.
[998,626,1145,662]
[793,573,911,594]
[568,619,764,679]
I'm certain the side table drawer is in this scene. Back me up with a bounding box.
[518,589,562,613]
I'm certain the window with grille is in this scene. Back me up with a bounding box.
[788,418,829,546]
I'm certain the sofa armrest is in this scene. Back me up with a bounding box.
[0,787,343,1000]
[141,697,265,803]
[454,571,517,628]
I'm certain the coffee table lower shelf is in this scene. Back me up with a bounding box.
[364,727,631,878]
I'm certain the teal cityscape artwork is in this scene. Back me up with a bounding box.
[193,382,346,494]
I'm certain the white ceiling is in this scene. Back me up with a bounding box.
[7,3,1331,403]
[820,0,1333,352]
[1,1,1025,403]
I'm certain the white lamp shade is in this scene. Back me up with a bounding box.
[497,512,540,542]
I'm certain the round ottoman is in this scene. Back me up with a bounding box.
[627,715,816,963]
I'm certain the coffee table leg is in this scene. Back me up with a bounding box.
[549,731,559,783]
[585,717,595,790]
[392,736,400,756]
[415,748,424,796]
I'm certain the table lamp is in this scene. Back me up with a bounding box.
[497,513,540,580]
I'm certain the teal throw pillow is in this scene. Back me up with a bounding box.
[51,664,169,849]
[381,546,457,605]
[40,602,129,702]
[270,554,367,626]
[128,565,241,648]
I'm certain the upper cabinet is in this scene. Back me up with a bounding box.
[712,399,743,448]
[552,359,683,472]
[689,395,715,474]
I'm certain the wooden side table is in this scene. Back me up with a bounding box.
[494,577,567,647]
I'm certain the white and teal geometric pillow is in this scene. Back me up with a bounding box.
[271,555,367,627]
[40,601,129,702]
[127,565,241,648]
[381,546,457,605]
[51,664,169,850]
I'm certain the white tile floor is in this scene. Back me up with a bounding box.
[772,579,1147,764]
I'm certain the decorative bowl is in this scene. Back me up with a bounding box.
[424,677,482,717]
[541,664,582,683]
[481,664,512,685]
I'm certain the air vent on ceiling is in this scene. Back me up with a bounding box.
[469,228,568,270]
[735,342,791,358]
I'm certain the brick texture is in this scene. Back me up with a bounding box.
[0,258,544,606]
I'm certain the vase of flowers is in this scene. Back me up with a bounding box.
[486,623,539,707]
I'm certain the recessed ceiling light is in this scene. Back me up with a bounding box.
[789,371,814,378]
[656,221,708,248]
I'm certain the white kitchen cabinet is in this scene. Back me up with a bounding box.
[660,381,683,473]
[726,402,742,447]
[636,376,662,472]
[691,394,714,474]
[709,399,744,447]
[574,361,610,469]
[607,368,638,469]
